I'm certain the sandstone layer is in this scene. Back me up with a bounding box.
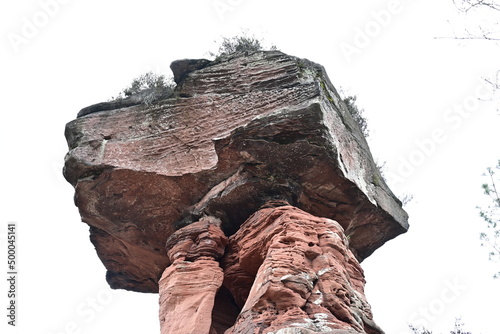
[64,50,409,293]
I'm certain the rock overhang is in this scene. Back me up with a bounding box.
[63,50,408,293]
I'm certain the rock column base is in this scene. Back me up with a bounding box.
[158,217,227,334]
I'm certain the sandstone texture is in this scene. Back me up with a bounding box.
[222,204,382,334]
[159,216,227,334]
[64,50,409,294]
[158,203,382,333]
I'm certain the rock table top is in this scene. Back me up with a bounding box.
[63,50,408,293]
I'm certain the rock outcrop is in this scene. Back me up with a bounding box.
[63,50,409,333]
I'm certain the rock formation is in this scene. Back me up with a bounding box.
[159,216,227,334]
[63,50,408,333]
[223,203,382,334]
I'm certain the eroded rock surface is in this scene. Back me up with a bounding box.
[159,216,227,334]
[157,204,383,333]
[64,50,408,293]
[222,204,382,334]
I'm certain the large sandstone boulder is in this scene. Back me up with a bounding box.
[63,50,408,295]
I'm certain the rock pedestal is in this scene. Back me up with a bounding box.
[158,217,227,334]
[223,204,382,334]
[158,204,382,334]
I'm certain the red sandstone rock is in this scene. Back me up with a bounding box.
[159,260,223,334]
[156,205,381,334]
[159,217,227,334]
[223,205,383,334]
[63,51,408,293]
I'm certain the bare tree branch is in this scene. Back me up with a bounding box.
[453,0,500,13]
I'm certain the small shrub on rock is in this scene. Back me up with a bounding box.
[112,71,175,106]
[209,33,277,59]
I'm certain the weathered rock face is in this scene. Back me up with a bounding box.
[158,216,227,334]
[63,50,408,294]
[156,203,382,333]
[222,204,382,334]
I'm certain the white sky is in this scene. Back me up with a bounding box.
[1,0,499,333]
